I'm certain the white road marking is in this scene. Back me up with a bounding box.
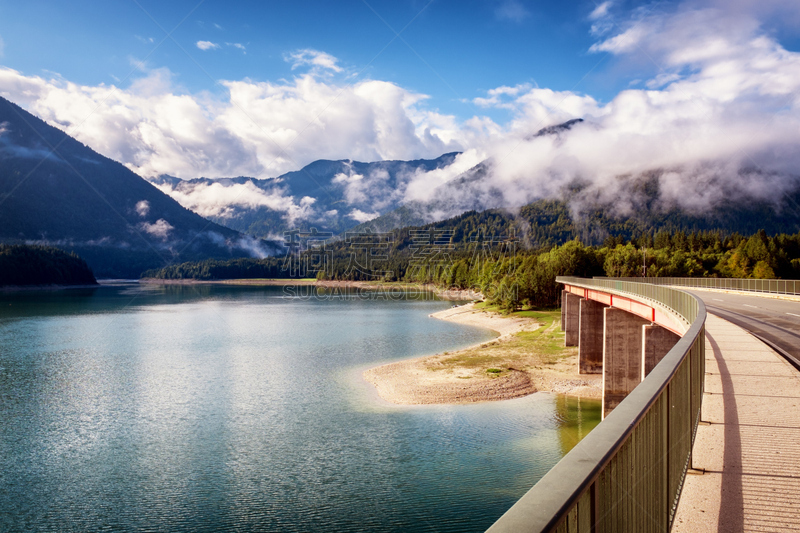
[713,298,724,301]
[743,304,758,308]
[787,312,800,318]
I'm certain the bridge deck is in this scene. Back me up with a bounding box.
[673,314,800,532]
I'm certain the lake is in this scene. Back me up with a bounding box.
[0,283,600,532]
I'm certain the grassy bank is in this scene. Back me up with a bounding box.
[427,306,578,378]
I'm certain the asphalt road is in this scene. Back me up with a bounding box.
[683,289,800,370]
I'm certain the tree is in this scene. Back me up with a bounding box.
[604,244,642,277]
[752,261,775,279]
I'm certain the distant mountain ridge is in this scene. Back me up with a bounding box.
[404,195,800,251]
[347,120,592,234]
[147,113,800,244]
[352,180,800,243]
[0,96,277,278]
[147,153,460,239]
[3,92,799,282]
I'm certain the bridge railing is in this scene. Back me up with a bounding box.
[486,277,706,533]
[600,276,800,296]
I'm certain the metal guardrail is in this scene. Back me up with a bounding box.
[601,276,800,296]
[486,277,706,533]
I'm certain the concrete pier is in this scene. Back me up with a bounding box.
[602,307,650,417]
[563,293,581,347]
[578,299,605,374]
[641,324,680,379]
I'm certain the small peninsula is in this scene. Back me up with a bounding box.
[363,302,602,405]
[0,245,97,288]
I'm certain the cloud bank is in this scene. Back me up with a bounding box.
[1,0,799,224]
[437,2,800,216]
[150,179,316,225]
[0,60,466,182]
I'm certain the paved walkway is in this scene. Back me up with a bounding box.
[673,314,800,532]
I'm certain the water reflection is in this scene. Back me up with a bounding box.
[0,284,601,532]
[555,395,602,455]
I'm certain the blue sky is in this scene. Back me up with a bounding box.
[0,0,655,123]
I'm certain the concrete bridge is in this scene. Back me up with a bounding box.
[488,278,800,533]
[560,285,682,417]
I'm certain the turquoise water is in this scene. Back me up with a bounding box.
[0,284,600,532]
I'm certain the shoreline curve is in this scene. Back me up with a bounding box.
[363,302,602,405]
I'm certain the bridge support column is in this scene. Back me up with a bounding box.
[641,324,680,379]
[602,308,650,418]
[563,293,581,347]
[579,299,605,374]
[560,290,568,331]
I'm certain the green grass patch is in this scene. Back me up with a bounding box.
[440,353,505,368]
[512,310,572,361]
[433,308,575,372]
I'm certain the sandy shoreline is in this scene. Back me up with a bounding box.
[363,302,602,405]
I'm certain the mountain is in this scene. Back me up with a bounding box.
[352,185,800,247]
[0,96,279,278]
[147,153,459,239]
[349,121,587,234]
[140,199,800,284]
[406,196,800,250]
[4,93,797,281]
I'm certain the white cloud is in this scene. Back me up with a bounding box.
[235,235,272,258]
[348,209,380,223]
[689,0,800,27]
[0,63,466,181]
[150,179,316,225]
[589,23,648,53]
[227,42,246,53]
[495,0,530,22]
[474,83,532,109]
[128,56,150,73]
[330,166,402,211]
[645,72,681,89]
[135,200,150,217]
[196,40,220,51]
[588,1,615,35]
[139,219,174,239]
[404,149,486,202]
[589,2,612,20]
[284,49,342,73]
[466,4,800,214]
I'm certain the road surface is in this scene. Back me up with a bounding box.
[683,289,800,370]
